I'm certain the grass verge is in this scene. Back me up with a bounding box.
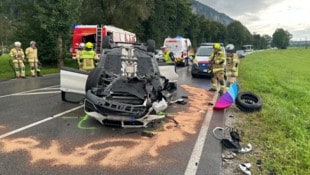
[0,54,77,80]
[237,48,310,174]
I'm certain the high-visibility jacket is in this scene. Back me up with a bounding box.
[210,51,226,72]
[25,47,38,62]
[80,50,96,70]
[10,48,25,60]
[164,51,173,63]
[226,53,239,77]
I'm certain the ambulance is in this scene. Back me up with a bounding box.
[71,25,136,59]
[163,36,192,66]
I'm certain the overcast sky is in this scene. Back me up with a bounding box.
[198,0,310,40]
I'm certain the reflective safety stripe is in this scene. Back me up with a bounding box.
[81,50,95,59]
[213,68,224,72]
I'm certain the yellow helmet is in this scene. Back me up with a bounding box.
[85,42,93,49]
[213,43,221,50]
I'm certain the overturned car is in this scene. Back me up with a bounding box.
[60,43,178,127]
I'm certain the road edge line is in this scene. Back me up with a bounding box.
[0,105,83,139]
[184,91,219,175]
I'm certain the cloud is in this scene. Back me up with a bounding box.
[197,0,282,17]
[197,0,310,39]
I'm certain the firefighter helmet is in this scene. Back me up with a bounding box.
[85,42,93,49]
[225,44,235,52]
[79,43,85,48]
[213,43,221,50]
[30,41,36,45]
[14,41,21,47]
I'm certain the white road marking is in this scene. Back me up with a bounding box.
[0,105,83,139]
[184,91,219,175]
[10,91,60,96]
[0,85,60,99]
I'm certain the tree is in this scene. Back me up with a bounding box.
[272,28,292,49]
[16,0,82,67]
[142,0,193,47]
[79,0,154,41]
[252,34,268,49]
[226,21,252,49]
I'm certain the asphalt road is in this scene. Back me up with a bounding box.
[0,67,224,175]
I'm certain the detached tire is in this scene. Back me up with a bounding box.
[85,67,105,93]
[235,92,262,112]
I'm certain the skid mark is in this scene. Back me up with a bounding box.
[0,85,214,168]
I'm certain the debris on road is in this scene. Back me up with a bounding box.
[141,131,155,138]
[165,115,180,127]
[239,163,252,175]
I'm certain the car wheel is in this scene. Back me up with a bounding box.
[191,73,198,78]
[85,67,105,93]
[235,92,262,112]
[61,91,67,102]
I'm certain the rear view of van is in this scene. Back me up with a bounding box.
[163,36,191,66]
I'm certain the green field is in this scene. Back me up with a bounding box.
[0,54,77,80]
[238,48,310,174]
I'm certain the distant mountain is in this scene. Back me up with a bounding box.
[190,0,234,26]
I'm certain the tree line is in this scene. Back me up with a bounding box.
[0,0,291,66]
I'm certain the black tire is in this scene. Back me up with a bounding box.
[85,67,105,93]
[191,73,198,78]
[235,92,262,112]
[61,91,67,102]
[147,39,155,53]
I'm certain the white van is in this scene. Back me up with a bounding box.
[163,36,192,66]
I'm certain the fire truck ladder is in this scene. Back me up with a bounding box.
[95,25,102,54]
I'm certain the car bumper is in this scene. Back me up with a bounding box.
[191,64,213,76]
[84,91,165,128]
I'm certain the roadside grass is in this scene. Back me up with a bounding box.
[0,54,77,80]
[237,48,310,174]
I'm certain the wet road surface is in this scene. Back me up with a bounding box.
[0,67,224,175]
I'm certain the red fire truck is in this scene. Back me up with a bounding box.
[71,25,136,58]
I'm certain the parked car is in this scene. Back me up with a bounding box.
[191,43,226,78]
[60,42,178,128]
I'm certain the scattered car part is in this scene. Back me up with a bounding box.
[238,143,252,153]
[235,91,263,112]
[239,163,252,175]
[170,98,187,105]
[222,152,237,159]
[165,115,180,127]
[141,131,155,138]
[256,159,263,172]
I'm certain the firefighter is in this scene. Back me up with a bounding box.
[10,41,26,78]
[209,43,226,95]
[161,46,175,64]
[225,44,239,88]
[80,42,96,72]
[75,42,85,70]
[25,41,42,77]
